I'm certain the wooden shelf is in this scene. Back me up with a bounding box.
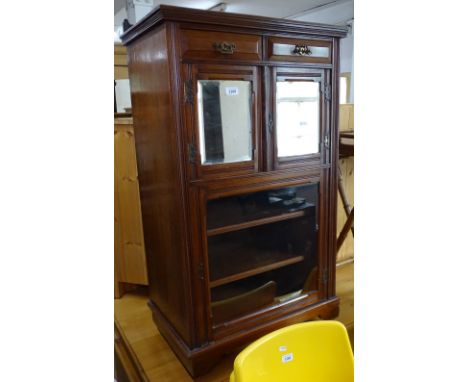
[207,210,307,237]
[209,248,305,288]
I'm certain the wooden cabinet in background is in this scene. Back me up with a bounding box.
[114,44,129,80]
[114,117,148,297]
[121,5,347,376]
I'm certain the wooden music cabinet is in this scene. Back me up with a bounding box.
[121,5,347,377]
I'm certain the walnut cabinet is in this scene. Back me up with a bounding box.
[121,5,347,377]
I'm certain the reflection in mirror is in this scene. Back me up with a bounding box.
[197,80,252,165]
[276,80,320,157]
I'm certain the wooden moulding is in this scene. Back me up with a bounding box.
[198,169,323,200]
[121,5,347,46]
[148,296,339,377]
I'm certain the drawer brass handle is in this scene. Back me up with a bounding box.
[292,44,312,56]
[213,41,237,54]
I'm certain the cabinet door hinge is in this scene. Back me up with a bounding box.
[321,82,331,102]
[184,79,193,104]
[198,262,205,280]
[188,143,197,164]
[323,135,330,150]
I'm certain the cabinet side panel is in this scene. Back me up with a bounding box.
[328,39,340,297]
[127,26,191,343]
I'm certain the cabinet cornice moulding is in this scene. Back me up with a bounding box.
[121,4,348,45]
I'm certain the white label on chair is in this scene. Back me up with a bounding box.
[282,353,294,363]
[279,346,287,352]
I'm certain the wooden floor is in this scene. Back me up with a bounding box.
[114,262,354,382]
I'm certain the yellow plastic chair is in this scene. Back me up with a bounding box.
[230,321,353,382]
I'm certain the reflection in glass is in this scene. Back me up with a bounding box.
[276,80,320,157]
[197,80,252,165]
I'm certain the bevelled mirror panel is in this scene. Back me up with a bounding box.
[276,80,320,157]
[197,80,253,165]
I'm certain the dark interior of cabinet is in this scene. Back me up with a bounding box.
[206,184,319,325]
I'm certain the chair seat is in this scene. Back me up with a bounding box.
[229,321,354,382]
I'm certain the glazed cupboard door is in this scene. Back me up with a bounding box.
[183,64,260,180]
[203,180,327,331]
[269,67,331,170]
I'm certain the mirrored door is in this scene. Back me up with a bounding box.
[185,64,260,179]
[197,80,253,165]
[276,80,320,157]
[272,68,329,169]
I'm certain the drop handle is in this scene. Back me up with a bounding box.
[292,44,312,56]
[213,41,236,54]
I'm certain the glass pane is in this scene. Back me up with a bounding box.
[276,80,320,157]
[197,80,253,165]
[207,184,319,326]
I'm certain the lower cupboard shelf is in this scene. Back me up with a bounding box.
[208,211,315,288]
[209,252,304,288]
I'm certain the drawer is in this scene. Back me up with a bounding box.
[267,37,332,64]
[180,29,262,61]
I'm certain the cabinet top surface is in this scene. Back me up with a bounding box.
[121,4,348,45]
